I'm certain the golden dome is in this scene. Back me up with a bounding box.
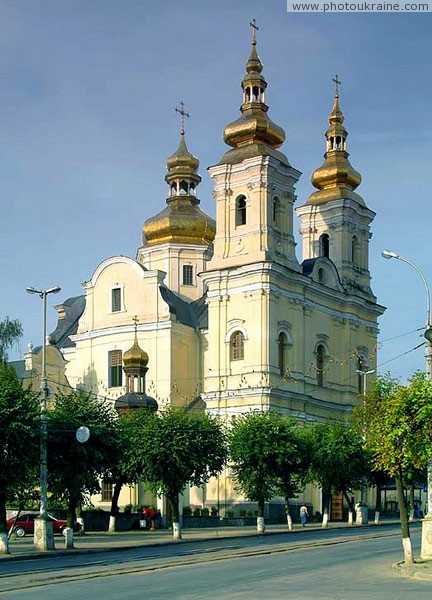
[143,127,216,247]
[220,30,286,164]
[123,333,149,369]
[307,85,364,206]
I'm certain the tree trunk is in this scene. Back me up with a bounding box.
[76,502,85,535]
[322,489,330,528]
[257,498,265,534]
[395,473,413,564]
[0,490,9,555]
[284,496,293,531]
[65,495,78,549]
[409,482,415,522]
[343,491,354,526]
[168,494,182,540]
[375,481,381,524]
[109,479,124,532]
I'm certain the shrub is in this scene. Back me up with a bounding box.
[193,507,201,517]
[201,507,209,517]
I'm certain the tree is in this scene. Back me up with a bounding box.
[47,390,119,548]
[0,363,40,554]
[137,407,227,540]
[107,408,155,532]
[305,421,367,528]
[268,415,309,530]
[359,372,432,564]
[229,411,285,534]
[0,317,23,363]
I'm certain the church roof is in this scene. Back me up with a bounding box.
[9,359,33,379]
[159,286,208,329]
[49,295,86,348]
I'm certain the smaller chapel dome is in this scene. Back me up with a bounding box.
[123,336,149,369]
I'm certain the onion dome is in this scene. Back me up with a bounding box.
[219,21,287,165]
[307,77,364,206]
[123,331,149,369]
[143,106,216,247]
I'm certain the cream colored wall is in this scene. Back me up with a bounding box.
[208,156,300,272]
[137,243,212,301]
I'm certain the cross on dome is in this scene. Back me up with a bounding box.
[249,18,259,44]
[332,74,342,96]
[175,101,190,135]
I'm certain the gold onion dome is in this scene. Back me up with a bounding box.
[307,80,364,206]
[123,332,149,369]
[220,22,287,165]
[143,115,216,247]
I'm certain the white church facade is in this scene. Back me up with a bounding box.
[43,30,384,516]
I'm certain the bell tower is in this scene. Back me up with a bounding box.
[207,21,301,272]
[296,77,376,297]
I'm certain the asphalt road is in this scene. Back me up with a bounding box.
[0,525,430,598]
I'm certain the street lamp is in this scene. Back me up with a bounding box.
[381,250,432,559]
[356,368,375,518]
[26,285,61,551]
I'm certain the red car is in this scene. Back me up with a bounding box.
[7,513,81,537]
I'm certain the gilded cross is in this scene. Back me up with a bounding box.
[132,315,139,331]
[332,74,342,95]
[249,18,259,43]
[175,101,190,135]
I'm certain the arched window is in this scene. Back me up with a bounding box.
[236,195,247,227]
[278,332,288,376]
[319,234,330,259]
[245,87,251,103]
[272,197,281,228]
[318,268,326,285]
[170,183,177,196]
[316,344,325,387]
[230,331,245,361]
[352,235,359,266]
[179,180,188,195]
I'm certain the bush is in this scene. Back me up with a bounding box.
[239,509,247,517]
[201,507,209,517]
[246,510,254,518]
[210,506,218,516]
[183,506,192,517]
[226,510,234,518]
[124,504,133,514]
[193,507,201,517]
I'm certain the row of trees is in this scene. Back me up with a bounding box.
[1,319,431,564]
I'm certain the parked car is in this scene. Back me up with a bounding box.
[7,513,81,537]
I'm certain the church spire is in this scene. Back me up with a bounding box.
[220,20,286,162]
[307,76,364,206]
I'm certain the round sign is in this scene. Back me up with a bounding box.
[76,426,90,444]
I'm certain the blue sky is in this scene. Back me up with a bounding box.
[1,0,431,381]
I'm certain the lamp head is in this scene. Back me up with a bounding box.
[46,286,61,295]
[381,250,399,260]
[425,326,432,343]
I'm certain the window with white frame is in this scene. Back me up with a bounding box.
[111,287,122,313]
[108,350,123,387]
[182,264,194,286]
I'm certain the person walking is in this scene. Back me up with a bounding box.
[300,503,309,527]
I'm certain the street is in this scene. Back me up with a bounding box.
[0,525,430,598]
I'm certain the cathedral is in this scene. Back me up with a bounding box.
[32,27,384,514]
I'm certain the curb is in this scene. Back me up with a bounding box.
[392,560,432,581]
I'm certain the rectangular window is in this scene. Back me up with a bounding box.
[102,481,113,502]
[108,350,123,388]
[182,264,194,286]
[111,288,122,313]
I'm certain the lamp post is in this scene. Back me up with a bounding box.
[381,250,432,559]
[356,368,375,519]
[26,285,61,551]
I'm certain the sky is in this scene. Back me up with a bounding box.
[1,0,431,382]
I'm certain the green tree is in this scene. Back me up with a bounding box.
[229,411,285,534]
[305,421,367,528]
[0,317,23,363]
[137,407,227,539]
[47,390,119,548]
[0,363,40,554]
[359,372,432,564]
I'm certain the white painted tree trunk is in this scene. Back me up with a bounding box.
[108,515,116,532]
[374,510,380,525]
[257,516,265,534]
[409,509,414,522]
[402,536,414,564]
[348,510,354,526]
[287,514,293,531]
[0,532,9,555]
[64,528,74,549]
[76,517,85,535]
[173,522,182,540]
[322,512,329,528]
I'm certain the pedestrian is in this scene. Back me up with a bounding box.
[300,503,309,527]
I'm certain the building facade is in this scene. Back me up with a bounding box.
[45,33,384,515]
